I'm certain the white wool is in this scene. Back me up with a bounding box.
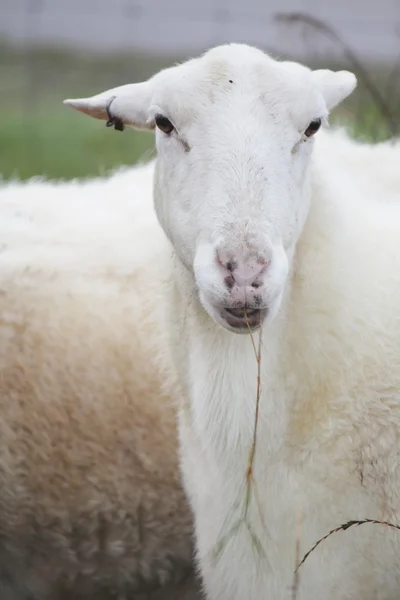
[0,161,161,274]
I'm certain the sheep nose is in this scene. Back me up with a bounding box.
[216,249,269,290]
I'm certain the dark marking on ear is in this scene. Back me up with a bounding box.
[229,79,233,84]
[105,96,125,132]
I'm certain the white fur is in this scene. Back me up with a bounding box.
[36,42,400,599]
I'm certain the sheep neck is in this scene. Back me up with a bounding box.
[168,163,344,477]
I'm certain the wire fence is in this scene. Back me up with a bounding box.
[1,1,399,180]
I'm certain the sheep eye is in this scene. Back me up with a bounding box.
[155,115,174,135]
[304,118,321,138]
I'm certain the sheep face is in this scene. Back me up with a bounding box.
[64,43,356,334]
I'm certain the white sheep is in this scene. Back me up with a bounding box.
[65,42,400,600]
[0,166,201,599]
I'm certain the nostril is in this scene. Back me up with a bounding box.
[224,275,235,290]
[216,248,269,286]
[216,250,237,273]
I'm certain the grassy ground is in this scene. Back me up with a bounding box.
[0,42,398,181]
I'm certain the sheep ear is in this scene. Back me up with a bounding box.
[311,69,357,111]
[63,81,155,131]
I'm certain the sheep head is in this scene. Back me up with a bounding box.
[64,43,356,334]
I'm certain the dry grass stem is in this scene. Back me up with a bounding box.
[295,518,400,574]
[212,311,267,563]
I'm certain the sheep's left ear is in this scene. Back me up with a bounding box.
[311,69,357,111]
[63,81,155,131]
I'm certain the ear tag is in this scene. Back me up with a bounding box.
[105,97,125,132]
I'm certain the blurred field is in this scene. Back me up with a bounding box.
[0,41,399,181]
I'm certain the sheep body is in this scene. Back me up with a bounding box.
[0,164,200,600]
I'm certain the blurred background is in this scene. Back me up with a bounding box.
[1,0,399,181]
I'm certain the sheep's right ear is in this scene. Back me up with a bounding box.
[63,81,155,131]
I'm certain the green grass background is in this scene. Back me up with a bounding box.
[0,42,398,182]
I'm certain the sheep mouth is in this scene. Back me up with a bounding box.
[221,307,268,332]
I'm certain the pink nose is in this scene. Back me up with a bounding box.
[216,249,269,297]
